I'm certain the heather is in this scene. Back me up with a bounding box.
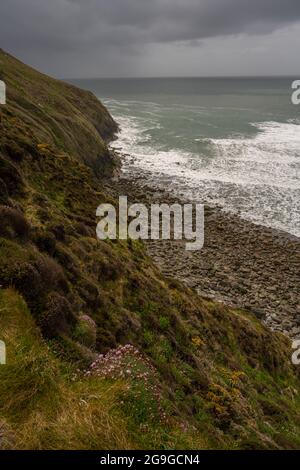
[0,49,300,450]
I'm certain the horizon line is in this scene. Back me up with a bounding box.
[65,74,300,81]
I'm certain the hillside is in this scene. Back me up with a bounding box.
[0,48,118,176]
[0,49,299,450]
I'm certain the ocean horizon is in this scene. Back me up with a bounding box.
[70,76,300,238]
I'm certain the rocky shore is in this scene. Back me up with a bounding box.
[2,49,300,450]
[107,166,300,340]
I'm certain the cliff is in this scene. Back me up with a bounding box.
[0,50,300,450]
[0,49,118,176]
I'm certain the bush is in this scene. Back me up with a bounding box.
[74,314,97,348]
[77,278,102,310]
[0,155,24,196]
[99,259,120,281]
[39,292,76,338]
[2,141,26,162]
[36,256,69,293]
[0,239,69,304]
[0,206,30,240]
[34,229,56,255]
[0,178,9,204]
[74,222,93,237]
[13,262,43,301]
[49,224,66,242]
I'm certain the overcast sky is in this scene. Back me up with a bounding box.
[0,0,300,78]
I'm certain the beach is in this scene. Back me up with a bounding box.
[92,77,299,341]
[106,165,300,340]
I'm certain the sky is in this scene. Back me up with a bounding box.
[0,0,300,78]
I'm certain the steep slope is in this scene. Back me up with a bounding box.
[0,48,118,175]
[0,50,299,450]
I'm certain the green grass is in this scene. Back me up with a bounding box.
[0,289,211,450]
[0,48,300,450]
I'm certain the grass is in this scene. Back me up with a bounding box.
[0,289,211,450]
[0,289,132,449]
[0,48,300,449]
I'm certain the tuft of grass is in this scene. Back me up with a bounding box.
[1,49,300,450]
[0,289,133,449]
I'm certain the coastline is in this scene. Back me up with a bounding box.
[2,49,300,450]
[106,153,300,340]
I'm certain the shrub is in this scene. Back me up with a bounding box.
[0,178,9,204]
[0,239,69,305]
[2,141,26,162]
[74,221,93,237]
[34,253,69,294]
[13,262,43,301]
[74,314,97,348]
[54,244,80,278]
[34,229,56,255]
[39,292,76,338]
[98,259,120,281]
[0,206,30,240]
[49,224,66,242]
[77,278,102,310]
[0,155,24,196]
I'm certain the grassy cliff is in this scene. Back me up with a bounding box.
[0,50,299,450]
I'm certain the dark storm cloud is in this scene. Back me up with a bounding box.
[2,0,300,49]
[0,0,300,76]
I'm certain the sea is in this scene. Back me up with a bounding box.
[70,77,300,238]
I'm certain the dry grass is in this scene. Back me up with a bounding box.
[1,49,300,450]
[0,289,133,450]
[12,381,134,450]
[0,289,210,450]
